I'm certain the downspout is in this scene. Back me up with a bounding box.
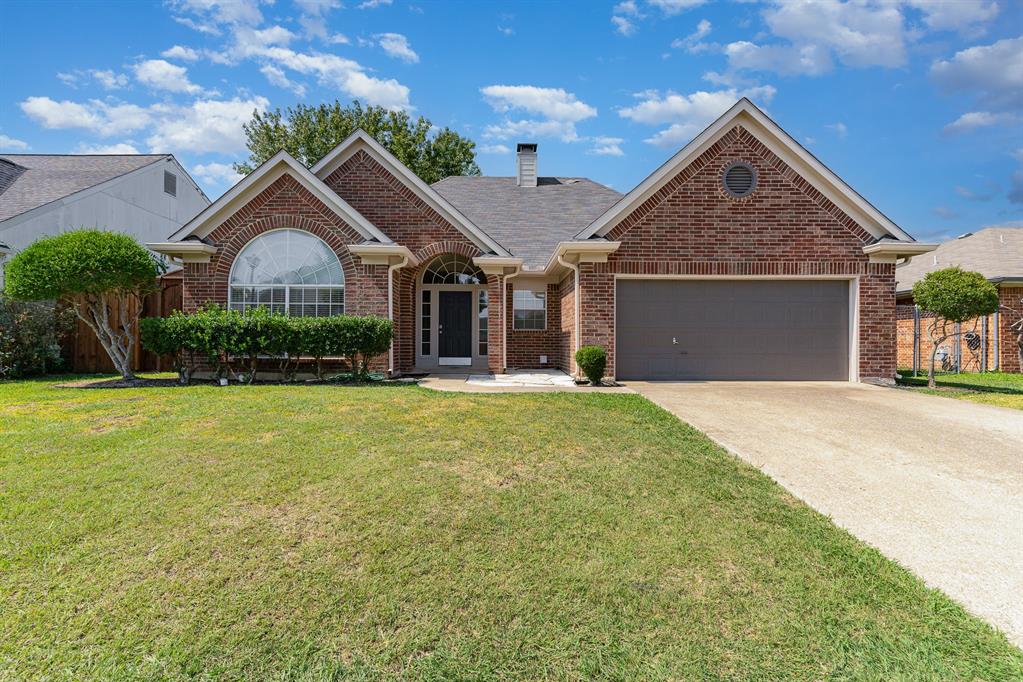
[502,265,523,373]
[557,253,580,377]
[387,254,409,376]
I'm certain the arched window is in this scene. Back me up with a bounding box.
[422,254,486,285]
[229,229,345,316]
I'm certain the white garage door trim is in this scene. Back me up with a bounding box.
[613,275,860,382]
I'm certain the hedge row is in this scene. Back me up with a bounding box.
[140,305,392,384]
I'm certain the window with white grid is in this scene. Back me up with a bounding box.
[228,229,344,316]
[513,287,546,331]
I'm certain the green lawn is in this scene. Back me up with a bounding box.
[1,377,1020,680]
[897,370,1023,410]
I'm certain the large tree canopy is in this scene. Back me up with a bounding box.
[235,100,481,184]
[5,230,163,380]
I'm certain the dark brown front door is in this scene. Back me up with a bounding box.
[616,280,850,381]
[439,291,472,359]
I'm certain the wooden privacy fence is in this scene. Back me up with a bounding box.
[63,272,183,373]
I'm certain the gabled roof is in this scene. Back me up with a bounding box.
[0,154,167,223]
[895,227,1023,294]
[433,176,621,270]
[311,129,510,256]
[576,98,915,243]
[168,150,390,243]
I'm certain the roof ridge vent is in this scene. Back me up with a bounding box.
[516,143,537,188]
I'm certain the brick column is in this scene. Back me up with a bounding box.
[999,286,1023,373]
[487,274,505,373]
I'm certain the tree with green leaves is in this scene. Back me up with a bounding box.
[912,267,999,388]
[5,230,164,380]
[235,100,480,183]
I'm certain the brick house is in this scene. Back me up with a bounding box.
[895,227,1023,374]
[150,99,933,383]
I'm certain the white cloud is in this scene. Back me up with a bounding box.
[482,85,597,123]
[19,94,267,154]
[376,33,419,63]
[907,0,999,34]
[648,0,706,15]
[133,59,204,94]
[257,47,411,110]
[91,69,129,90]
[932,206,960,220]
[192,161,243,186]
[357,0,392,7]
[260,64,305,96]
[481,85,597,143]
[20,96,152,136]
[725,41,832,76]
[294,0,341,40]
[619,86,776,147]
[614,1,641,15]
[497,25,514,36]
[229,25,298,60]
[943,111,1019,134]
[170,0,264,27]
[671,19,712,53]
[588,136,625,156]
[930,37,1023,112]
[0,134,30,151]
[161,45,201,61]
[478,144,511,154]
[172,15,222,36]
[827,121,848,137]
[146,96,269,153]
[75,142,142,154]
[612,15,637,37]
[727,0,917,76]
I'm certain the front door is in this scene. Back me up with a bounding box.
[439,291,472,365]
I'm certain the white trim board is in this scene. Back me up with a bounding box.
[612,274,860,383]
[578,98,914,244]
[167,150,390,244]
[311,129,510,257]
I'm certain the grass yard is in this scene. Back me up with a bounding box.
[1,377,1020,680]
[897,370,1023,410]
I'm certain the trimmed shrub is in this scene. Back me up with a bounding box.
[575,345,607,386]
[139,306,393,383]
[0,295,73,378]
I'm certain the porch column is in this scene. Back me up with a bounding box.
[474,257,523,374]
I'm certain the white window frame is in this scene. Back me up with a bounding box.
[227,228,345,317]
[513,285,547,331]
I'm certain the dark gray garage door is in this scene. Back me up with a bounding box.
[616,280,850,381]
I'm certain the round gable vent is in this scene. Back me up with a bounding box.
[723,161,756,198]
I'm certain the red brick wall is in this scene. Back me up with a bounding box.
[999,287,1023,373]
[505,281,562,370]
[582,124,897,382]
[322,150,484,372]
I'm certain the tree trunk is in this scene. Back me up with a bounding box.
[73,295,136,380]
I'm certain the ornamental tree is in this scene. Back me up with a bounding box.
[912,267,999,388]
[5,230,164,380]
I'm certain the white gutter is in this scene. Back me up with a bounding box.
[503,265,523,373]
[387,254,409,376]
[556,253,581,377]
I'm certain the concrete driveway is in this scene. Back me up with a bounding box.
[628,381,1023,647]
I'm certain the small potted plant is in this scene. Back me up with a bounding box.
[574,345,607,386]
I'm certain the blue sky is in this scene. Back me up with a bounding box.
[1,0,1021,242]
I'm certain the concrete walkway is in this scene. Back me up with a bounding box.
[420,370,633,394]
[628,381,1023,647]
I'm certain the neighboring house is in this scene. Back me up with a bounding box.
[0,154,210,372]
[895,227,1023,374]
[150,99,933,383]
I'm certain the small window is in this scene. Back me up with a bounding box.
[478,290,489,356]
[513,287,546,331]
[163,170,177,197]
[722,161,756,198]
[421,289,431,356]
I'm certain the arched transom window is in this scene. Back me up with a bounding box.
[422,254,486,285]
[229,229,345,316]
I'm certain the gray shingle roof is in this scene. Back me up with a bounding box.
[895,226,1023,294]
[432,176,622,270]
[0,154,166,223]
